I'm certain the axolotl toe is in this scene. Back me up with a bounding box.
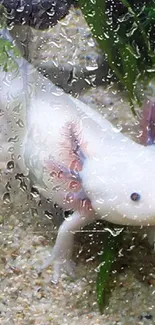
[1,30,155,282]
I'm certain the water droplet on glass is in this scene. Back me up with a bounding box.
[104,227,124,237]
[16,6,25,13]
[65,192,74,203]
[126,23,137,37]
[88,11,95,18]
[8,146,14,153]
[31,186,40,199]
[112,126,123,133]
[15,173,24,181]
[13,104,22,114]
[8,135,19,143]
[103,32,109,39]
[31,208,38,218]
[0,109,4,117]
[64,213,73,221]
[86,64,98,71]
[5,182,11,191]
[47,9,55,17]
[7,23,15,31]
[44,210,54,220]
[52,88,64,97]
[53,203,59,209]
[118,12,131,23]
[51,0,56,6]
[7,160,14,171]
[52,185,61,192]
[41,84,47,92]
[147,68,155,73]
[20,179,27,192]
[16,119,24,128]
[3,192,11,204]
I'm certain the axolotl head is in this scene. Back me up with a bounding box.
[80,145,155,226]
[45,100,155,227]
[46,127,155,226]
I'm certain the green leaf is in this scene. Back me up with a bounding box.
[78,0,125,84]
[96,229,123,313]
[79,0,155,114]
[0,5,21,72]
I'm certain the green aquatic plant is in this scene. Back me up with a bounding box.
[79,0,155,114]
[0,37,21,72]
[96,229,123,312]
[0,5,21,72]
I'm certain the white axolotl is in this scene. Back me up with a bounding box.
[1,30,155,282]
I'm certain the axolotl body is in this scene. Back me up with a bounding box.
[1,31,155,282]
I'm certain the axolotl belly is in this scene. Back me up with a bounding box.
[1,38,155,282]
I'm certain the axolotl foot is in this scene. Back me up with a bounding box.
[41,251,76,284]
[39,210,96,283]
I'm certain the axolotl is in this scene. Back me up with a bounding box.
[1,30,155,282]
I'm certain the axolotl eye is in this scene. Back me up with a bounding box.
[130,192,141,202]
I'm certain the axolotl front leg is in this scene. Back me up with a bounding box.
[42,171,96,284]
[41,124,96,283]
[45,208,96,284]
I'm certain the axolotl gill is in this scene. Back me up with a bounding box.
[1,30,155,282]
